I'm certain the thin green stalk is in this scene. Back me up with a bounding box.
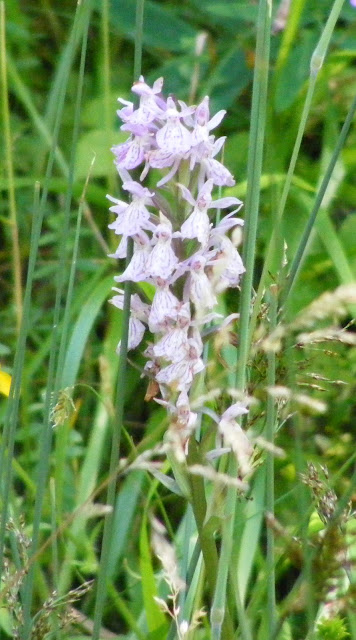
[6,22,109,257]
[211,2,272,638]
[49,480,59,586]
[91,251,133,640]
[251,0,346,340]
[250,75,317,337]
[296,415,316,632]
[42,0,93,159]
[187,439,218,595]
[107,582,147,640]
[55,38,90,387]
[177,353,208,626]
[274,0,306,77]
[265,286,277,640]
[0,1,23,331]
[54,23,93,520]
[178,231,221,619]
[49,479,61,640]
[236,0,272,392]
[282,92,356,309]
[0,181,42,590]
[211,464,237,640]
[178,508,202,631]
[347,613,356,640]
[229,569,253,640]
[54,9,91,520]
[284,327,315,632]
[6,56,68,178]
[54,195,85,524]
[57,356,119,595]
[186,438,235,639]
[20,4,93,636]
[134,0,145,82]
[6,56,111,255]
[101,0,115,196]
[91,1,145,635]
[101,0,111,133]
[5,55,110,259]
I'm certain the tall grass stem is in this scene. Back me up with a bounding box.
[265,286,277,639]
[251,0,346,339]
[20,3,93,635]
[54,14,90,520]
[0,2,23,331]
[0,183,41,591]
[283,93,356,309]
[211,1,272,638]
[91,0,145,634]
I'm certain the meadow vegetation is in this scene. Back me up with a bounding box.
[1,0,356,638]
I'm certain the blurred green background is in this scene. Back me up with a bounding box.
[1,1,356,638]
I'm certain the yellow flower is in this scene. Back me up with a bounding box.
[0,370,12,397]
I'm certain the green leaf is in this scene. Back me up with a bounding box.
[0,607,14,635]
[107,0,197,52]
[76,129,127,179]
[275,30,318,112]
[149,469,184,496]
[339,213,356,271]
[237,467,266,604]
[201,1,258,21]
[139,517,168,637]
[201,45,251,112]
[277,621,293,640]
[108,471,145,575]
[61,275,115,388]
[189,0,258,26]
[81,93,125,128]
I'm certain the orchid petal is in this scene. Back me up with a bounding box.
[207,109,226,130]
[210,196,243,210]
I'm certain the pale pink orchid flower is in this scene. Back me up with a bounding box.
[184,254,217,311]
[110,289,149,352]
[189,136,235,187]
[178,179,242,246]
[191,96,226,146]
[145,219,179,280]
[153,304,191,362]
[114,232,151,283]
[218,403,252,477]
[156,97,194,155]
[156,339,204,392]
[107,76,248,446]
[148,281,180,333]
[108,181,155,237]
[118,76,165,127]
[111,132,152,171]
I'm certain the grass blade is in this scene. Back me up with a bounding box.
[283,93,356,308]
[211,1,272,638]
[91,1,145,635]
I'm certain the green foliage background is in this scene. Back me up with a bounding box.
[1,0,356,638]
